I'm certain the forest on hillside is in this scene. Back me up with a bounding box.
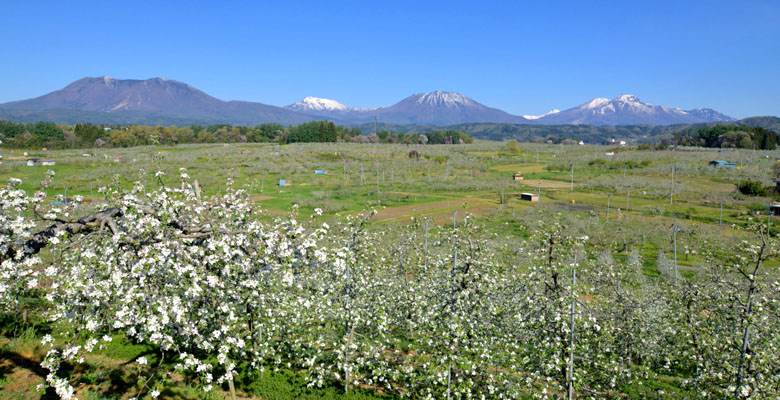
[0,120,472,149]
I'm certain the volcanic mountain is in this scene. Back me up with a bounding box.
[0,77,736,126]
[533,94,735,125]
[0,76,316,125]
[285,91,525,125]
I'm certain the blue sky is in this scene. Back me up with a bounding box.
[1,0,778,118]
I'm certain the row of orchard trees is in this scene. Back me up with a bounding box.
[1,173,779,399]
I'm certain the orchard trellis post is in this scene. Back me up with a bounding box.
[446,246,459,400]
[423,219,429,272]
[670,162,675,204]
[538,182,542,206]
[626,188,630,211]
[672,224,680,285]
[570,163,574,191]
[568,267,577,400]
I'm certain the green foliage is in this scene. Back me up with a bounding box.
[738,179,768,196]
[675,125,779,149]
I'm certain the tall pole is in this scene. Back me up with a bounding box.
[626,188,630,211]
[424,220,429,272]
[607,194,611,218]
[538,182,542,206]
[446,248,458,400]
[670,163,675,205]
[568,268,577,400]
[673,225,679,285]
[719,198,723,226]
[570,163,574,192]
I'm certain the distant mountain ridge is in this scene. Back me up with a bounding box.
[284,92,734,126]
[537,94,735,125]
[0,76,315,125]
[0,76,739,126]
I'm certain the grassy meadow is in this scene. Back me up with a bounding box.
[1,140,779,399]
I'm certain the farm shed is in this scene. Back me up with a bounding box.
[26,158,40,166]
[314,170,328,175]
[512,173,524,181]
[278,179,290,186]
[42,160,56,166]
[520,192,539,202]
[709,160,736,168]
[770,203,780,215]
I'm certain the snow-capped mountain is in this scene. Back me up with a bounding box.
[523,109,560,120]
[283,96,377,120]
[0,77,737,127]
[372,91,526,125]
[534,94,735,126]
[286,97,349,112]
[286,91,525,125]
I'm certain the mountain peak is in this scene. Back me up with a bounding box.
[582,98,610,109]
[614,94,641,103]
[412,91,474,108]
[286,96,349,112]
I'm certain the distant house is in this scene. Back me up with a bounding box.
[512,173,524,181]
[41,160,56,166]
[770,203,780,216]
[279,179,290,186]
[314,170,328,175]
[520,192,539,202]
[606,139,627,146]
[709,160,737,168]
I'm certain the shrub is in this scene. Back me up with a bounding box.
[738,179,768,197]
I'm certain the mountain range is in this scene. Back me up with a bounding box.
[0,76,737,126]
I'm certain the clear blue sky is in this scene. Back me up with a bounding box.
[1,0,778,118]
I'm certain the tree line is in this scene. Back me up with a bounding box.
[0,119,472,149]
[674,125,779,149]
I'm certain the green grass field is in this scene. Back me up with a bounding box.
[1,140,778,399]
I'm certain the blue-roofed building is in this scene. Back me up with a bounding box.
[709,160,737,168]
